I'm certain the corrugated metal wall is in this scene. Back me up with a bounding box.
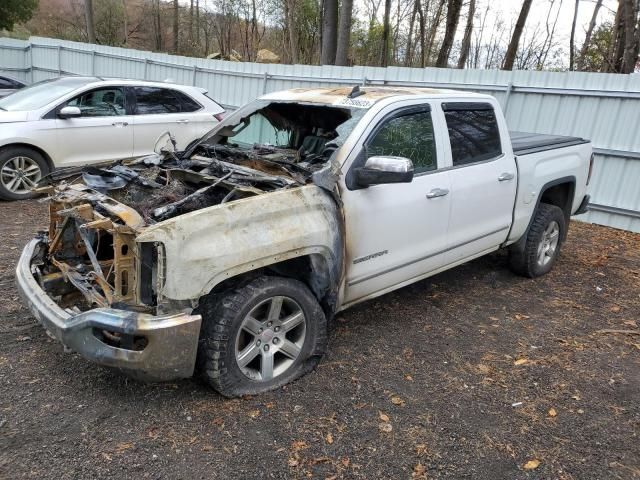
[2,36,639,232]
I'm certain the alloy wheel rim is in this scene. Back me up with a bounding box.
[537,220,560,266]
[1,156,42,194]
[235,295,307,382]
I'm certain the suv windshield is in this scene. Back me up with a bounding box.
[0,77,91,111]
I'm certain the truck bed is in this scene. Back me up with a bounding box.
[510,131,589,156]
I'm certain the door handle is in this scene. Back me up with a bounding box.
[112,121,129,127]
[498,172,515,181]
[426,188,449,199]
[176,119,190,124]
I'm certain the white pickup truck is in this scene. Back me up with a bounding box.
[16,87,592,396]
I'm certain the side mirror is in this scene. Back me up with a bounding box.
[58,106,81,119]
[355,156,414,187]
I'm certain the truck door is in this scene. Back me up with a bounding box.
[341,103,452,305]
[441,102,517,263]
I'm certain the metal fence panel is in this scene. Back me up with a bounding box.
[1,36,640,232]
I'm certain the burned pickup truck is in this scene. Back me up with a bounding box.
[16,87,592,397]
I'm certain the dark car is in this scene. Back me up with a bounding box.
[0,75,26,98]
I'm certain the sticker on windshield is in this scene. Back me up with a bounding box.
[335,97,374,108]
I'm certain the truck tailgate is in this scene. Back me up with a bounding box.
[510,131,589,156]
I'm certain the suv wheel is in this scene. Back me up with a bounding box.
[0,147,49,201]
[509,202,566,278]
[196,276,328,397]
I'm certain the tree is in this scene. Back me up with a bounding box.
[380,0,391,66]
[436,0,464,67]
[172,0,179,53]
[458,0,476,68]
[503,0,533,70]
[321,0,338,64]
[0,0,38,31]
[85,0,95,43]
[577,0,603,70]
[569,0,579,70]
[336,0,354,65]
[621,0,639,73]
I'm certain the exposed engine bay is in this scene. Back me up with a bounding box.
[34,101,361,317]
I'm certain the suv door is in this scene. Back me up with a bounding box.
[442,102,517,263]
[341,103,452,305]
[131,86,204,154]
[54,86,133,167]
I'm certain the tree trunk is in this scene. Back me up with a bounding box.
[417,0,426,67]
[569,0,579,70]
[425,0,446,64]
[189,0,194,42]
[457,0,476,68]
[196,0,200,46]
[502,0,533,70]
[173,0,179,53]
[155,0,163,51]
[321,0,338,64]
[610,2,626,71]
[122,0,128,45]
[435,0,463,67]
[577,0,603,70]
[405,0,419,66]
[380,0,392,66]
[621,0,639,73]
[336,0,353,65]
[286,0,299,63]
[85,0,95,43]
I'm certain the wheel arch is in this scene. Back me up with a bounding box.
[510,176,575,254]
[0,142,54,173]
[201,249,341,320]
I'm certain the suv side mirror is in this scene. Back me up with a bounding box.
[58,106,81,119]
[355,156,414,187]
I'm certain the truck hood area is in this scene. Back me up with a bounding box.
[35,98,357,315]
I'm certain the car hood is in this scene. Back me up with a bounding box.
[0,110,30,123]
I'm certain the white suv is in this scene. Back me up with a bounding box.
[0,76,224,200]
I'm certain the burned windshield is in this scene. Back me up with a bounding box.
[194,101,367,170]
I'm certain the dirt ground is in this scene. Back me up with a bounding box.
[0,199,638,480]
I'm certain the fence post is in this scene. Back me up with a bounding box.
[503,82,514,114]
[262,71,269,94]
[57,45,62,75]
[91,50,96,75]
[28,43,33,83]
[192,65,197,85]
[143,58,149,80]
[362,76,368,87]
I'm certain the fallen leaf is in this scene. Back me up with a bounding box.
[341,457,350,467]
[288,458,299,467]
[415,444,428,455]
[477,364,491,374]
[548,408,557,417]
[115,442,134,453]
[611,305,621,313]
[514,314,530,321]
[413,462,426,477]
[292,440,308,451]
[248,409,260,419]
[379,412,390,422]
[378,422,393,433]
[523,459,540,470]
[405,374,414,381]
[623,320,637,327]
[325,432,334,444]
[514,358,528,366]
[391,396,405,406]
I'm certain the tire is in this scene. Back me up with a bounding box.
[196,275,328,397]
[0,146,49,201]
[509,203,566,278]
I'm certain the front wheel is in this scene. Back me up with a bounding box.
[509,203,566,278]
[196,276,328,397]
[0,147,49,201]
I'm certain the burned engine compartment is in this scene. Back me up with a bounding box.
[35,101,359,316]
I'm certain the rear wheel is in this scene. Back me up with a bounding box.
[509,203,566,278]
[196,276,328,397]
[0,147,49,201]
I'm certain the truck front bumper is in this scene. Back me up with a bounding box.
[15,238,202,382]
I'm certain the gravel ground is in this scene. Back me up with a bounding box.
[1,199,639,480]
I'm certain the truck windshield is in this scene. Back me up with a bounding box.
[194,100,368,159]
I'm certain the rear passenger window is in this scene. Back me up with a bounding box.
[134,87,201,114]
[443,103,502,166]
[366,110,437,173]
